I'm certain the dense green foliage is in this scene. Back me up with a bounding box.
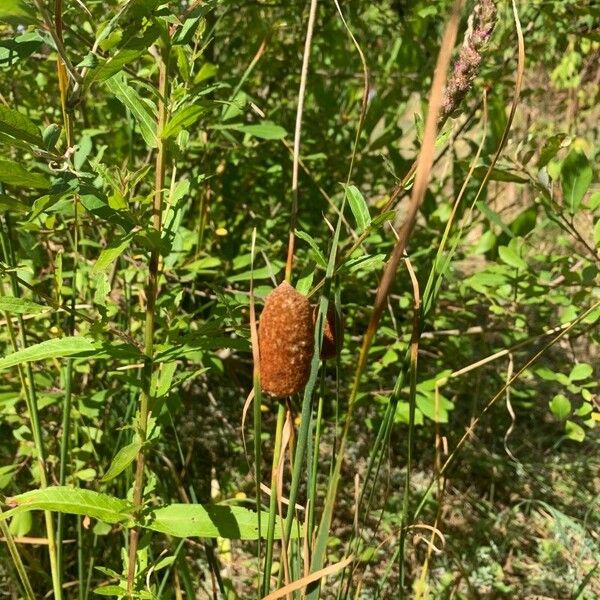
[0,1,598,598]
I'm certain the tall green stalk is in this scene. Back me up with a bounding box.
[262,402,285,595]
[47,0,84,590]
[0,516,35,600]
[0,217,63,599]
[127,42,171,593]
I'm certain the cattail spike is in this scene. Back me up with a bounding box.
[258,282,314,398]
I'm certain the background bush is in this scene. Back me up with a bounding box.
[0,1,598,598]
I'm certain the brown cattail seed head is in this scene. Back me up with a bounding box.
[314,305,344,360]
[258,282,314,397]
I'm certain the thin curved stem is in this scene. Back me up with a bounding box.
[285,0,319,283]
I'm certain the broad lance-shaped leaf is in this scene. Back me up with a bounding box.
[0,159,49,189]
[1,488,298,541]
[344,184,371,233]
[101,440,142,482]
[92,231,135,274]
[162,104,207,138]
[212,121,287,140]
[92,585,128,597]
[1,487,134,525]
[87,25,159,84]
[105,73,158,148]
[0,105,43,146]
[0,336,97,371]
[0,296,49,314]
[0,193,30,213]
[144,503,298,540]
[0,0,37,24]
[295,229,327,268]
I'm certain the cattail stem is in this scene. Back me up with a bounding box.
[285,0,319,283]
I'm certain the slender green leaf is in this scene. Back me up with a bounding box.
[215,121,287,140]
[92,586,128,596]
[0,105,42,145]
[92,232,135,274]
[2,487,134,525]
[473,166,528,183]
[295,229,327,268]
[344,185,371,232]
[0,193,30,213]
[572,564,599,600]
[105,73,157,148]
[0,336,97,371]
[162,104,207,138]
[345,253,385,273]
[144,503,292,540]
[0,296,49,315]
[0,159,49,189]
[370,210,396,228]
[101,440,142,482]
[89,26,159,84]
[476,201,513,237]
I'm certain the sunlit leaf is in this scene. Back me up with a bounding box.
[144,503,294,540]
[0,336,97,371]
[549,394,571,421]
[101,440,142,482]
[344,184,371,232]
[561,149,592,214]
[2,487,134,525]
